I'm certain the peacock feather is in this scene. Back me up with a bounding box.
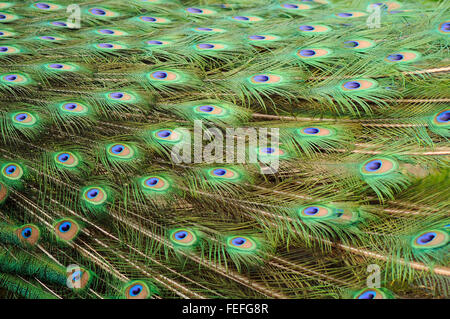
[0,0,448,301]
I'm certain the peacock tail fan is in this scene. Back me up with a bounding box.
[0,0,448,300]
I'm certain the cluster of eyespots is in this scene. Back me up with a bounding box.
[141,175,170,192]
[298,24,331,34]
[248,74,282,85]
[0,12,19,22]
[107,143,135,160]
[207,167,240,181]
[95,42,125,50]
[59,101,89,115]
[11,112,37,127]
[138,16,170,24]
[82,186,108,206]
[384,51,421,63]
[44,63,78,72]
[1,163,24,181]
[296,126,334,137]
[247,35,280,42]
[1,73,30,85]
[360,157,397,176]
[152,129,182,143]
[340,79,378,92]
[193,27,226,33]
[87,7,118,17]
[32,2,61,11]
[343,39,375,50]
[230,16,262,22]
[16,224,40,245]
[411,229,448,250]
[354,288,390,299]
[0,182,8,203]
[170,228,198,247]
[147,70,180,83]
[296,48,332,59]
[280,3,311,10]
[54,151,79,169]
[106,91,136,103]
[67,265,91,289]
[96,29,127,36]
[226,235,257,252]
[54,218,80,241]
[185,7,215,15]
[123,281,151,299]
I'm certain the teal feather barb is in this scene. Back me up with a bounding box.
[0,0,448,299]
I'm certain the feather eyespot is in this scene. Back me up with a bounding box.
[247,35,280,42]
[433,110,449,126]
[170,229,198,247]
[227,236,257,252]
[33,2,61,10]
[148,71,179,82]
[297,126,334,137]
[54,151,79,168]
[296,48,332,59]
[344,39,375,50]
[54,218,80,241]
[16,224,40,245]
[67,266,91,290]
[0,45,19,54]
[195,43,226,50]
[96,29,126,36]
[298,24,331,33]
[340,79,377,91]
[231,15,262,22]
[360,158,397,175]
[298,205,334,219]
[0,182,8,204]
[0,30,15,37]
[141,176,170,192]
[95,42,125,50]
[1,163,23,180]
[11,112,37,126]
[207,167,239,180]
[82,186,107,205]
[153,129,182,142]
[146,40,170,46]
[107,143,135,159]
[412,230,448,250]
[194,104,225,116]
[186,8,215,15]
[384,51,421,63]
[39,35,63,41]
[249,74,282,84]
[60,102,88,115]
[193,27,226,33]
[0,12,19,22]
[123,281,152,299]
[257,147,287,160]
[336,12,366,18]
[281,3,311,10]
[88,7,118,17]
[139,16,170,24]
[354,288,390,299]
[438,21,450,34]
[1,73,30,85]
[45,63,78,71]
[106,91,136,102]
[50,21,67,27]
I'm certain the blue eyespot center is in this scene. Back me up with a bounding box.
[0,15,6,19]
[0,47,8,52]
[5,165,16,174]
[213,168,226,176]
[142,16,156,22]
[5,75,17,81]
[99,43,113,48]
[130,284,143,296]
[232,237,246,246]
[71,270,82,282]
[50,63,64,69]
[249,35,265,40]
[36,3,51,9]
[234,16,249,21]
[387,54,404,61]
[437,111,450,123]
[299,25,314,31]
[198,43,214,49]
[15,113,28,121]
[110,92,124,99]
[52,21,67,26]
[197,27,212,31]
[304,207,319,215]
[64,103,77,110]
[58,153,70,162]
[338,12,353,17]
[365,160,382,172]
[87,189,99,199]
[417,232,436,245]
[157,130,172,138]
[148,40,163,45]
[175,231,188,240]
[344,81,361,89]
[358,291,376,299]
[152,71,168,79]
[42,36,56,40]
[146,177,159,186]
[100,29,114,34]
[21,227,32,238]
[304,127,319,134]
[300,49,316,56]
[59,222,71,233]
[283,4,299,9]
[112,145,124,154]
[253,75,269,82]
[440,22,450,32]
[199,105,214,112]
[187,7,203,13]
[263,147,275,154]
[344,41,358,48]
[91,8,106,15]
